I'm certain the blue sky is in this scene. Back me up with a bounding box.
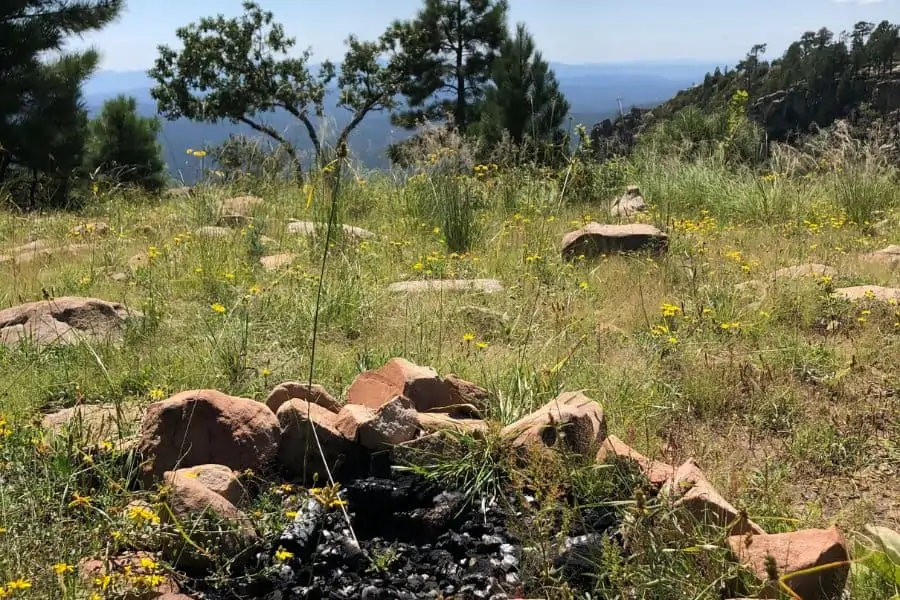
[67,0,898,71]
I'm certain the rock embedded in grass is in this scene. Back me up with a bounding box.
[774,263,837,279]
[833,285,900,302]
[165,464,248,506]
[276,399,359,479]
[862,244,900,265]
[219,195,263,215]
[259,252,296,271]
[726,527,849,600]
[41,402,142,445]
[79,552,180,597]
[387,278,504,294]
[194,225,235,239]
[595,435,674,488]
[561,222,668,261]
[0,296,141,348]
[608,185,648,218]
[138,389,281,479]
[287,220,376,239]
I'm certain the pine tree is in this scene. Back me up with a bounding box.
[385,0,509,132]
[477,23,570,162]
[86,95,167,193]
[0,0,123,207]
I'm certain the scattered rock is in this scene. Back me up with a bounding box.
[346,358,454,413]
[79,552,179,598]
[415,412,488,435]
[561,222,668,261]
[217,214,251,228]
[444,374,490,414]
[596,435,674,488]
[287,220,376,239]
[129,252,150,270]
[219,195,263,216]
[0,296,141,348]
[110,272,130,282]
[194,226,233,239]
[833,285,900,302]
[41,402,141,444]
[774,263,837,279]
[161,472,258,571]
[0,242,90,266]
[862,244,900,265]
[502,391,607,457]
[663,459,764,536]
[265,381,341,415]
[138,389,281,479]
[334,396,419,450]
[71,221,110,237]
[166,464,248,506]
[276,399,357,479]
[259,253,295,271]
[726,527,849,600]
[387,279,504,294]
[609,185,648,218]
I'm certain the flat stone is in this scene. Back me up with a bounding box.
[345,358,453,413]
[334,396,419,450]
[862,245,900,265]
[415,412,488,435]
[265,381,341,414]
[833,285,900,302]
[287,220,376,239]
[726,527,849,600]
[219,195,263,215]
[41,403,142,444]
[561,222,668,261]
[0,296,141,347]
[260,253,296,271]
[502,391,606,457]
[774,263,837,279]
[596,435,674,488]
[194,226,234,239]
[387,279,503,294]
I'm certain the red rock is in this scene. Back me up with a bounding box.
[444,375,490,414]
[595,435,674,488]
[346,358,453,412]
[501,391,606,456]
[727,527,849,600]
[265,381,341,414]
[663,459,764,536]
[416,412,488,435]
[138,390,280,479]
[276,399,355,480]
[334,396,419,450]
[79,551,178,598]
[166,464,247,506]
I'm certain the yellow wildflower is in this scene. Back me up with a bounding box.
[68,493,91,508]
[462,332,475,343]
[52,563,74,575]
[274,548,294,561]
[148,388,165,401]
[5,580,30,592]
[210,303,226,314]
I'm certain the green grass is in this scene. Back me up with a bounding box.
[0,144,899,598]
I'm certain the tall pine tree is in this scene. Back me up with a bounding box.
[385,0,508,132]
[477,23,570,162]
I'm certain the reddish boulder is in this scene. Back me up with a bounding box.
[444,374,490,414]
[138,390,280,479]
[346,358,453,412]
[79,551,178,598]
[501,391,606,457]
[416,412,488,435]
[334,396,419,450]
[663,459,764,536]
[727,527,849,600]
[276,399,355,479]
[265,381,341,415]
[165,464,247,506]
[596,435,674,488]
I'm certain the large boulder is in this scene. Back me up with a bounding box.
[345,358,454,413]
[0,296,141,348]
[138,390,281,479]
[662,459,764,536]
[160,473,258,571]
[287,220,376,239]
[277,399,357,480]
[501,391,606,457]
[561,222,667,261]
[333,396,419,450]
[726,527,849,600]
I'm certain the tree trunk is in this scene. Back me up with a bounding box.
[455,0,466,131]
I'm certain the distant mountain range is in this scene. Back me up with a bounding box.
[82,60,726,179]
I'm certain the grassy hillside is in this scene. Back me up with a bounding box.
[0,126,898,597]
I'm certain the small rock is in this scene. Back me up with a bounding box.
[501,391,607,457]
[166,464,248,506]
[416,412,488,435]
[561,222,668,261]
[277,399,356,479]
[220,195,263,215]
[260,253,296,271]
[609,186,648,218]
[726,527,849,600]
[334,396,419,450]
[217,214,252,228]
[862,245,900,265]
[138,389,281,479]
[596,435,674,488]
[0,296,141,348]
[79,552,178,598]
[456,306,509,339]
[387,279,504,294]
[128,253,150,270]
[444,375,490,414]
[287,220,376,239]
[41,402,141,445]
[345,357,453,412]
[161,473,258,571]
[833,285,900,302]
[194,226,234,239]
[265,381,341,414]
[774,263,836,279]
[663,459,764,536]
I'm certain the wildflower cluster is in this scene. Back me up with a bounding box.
[673,210,717,235]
